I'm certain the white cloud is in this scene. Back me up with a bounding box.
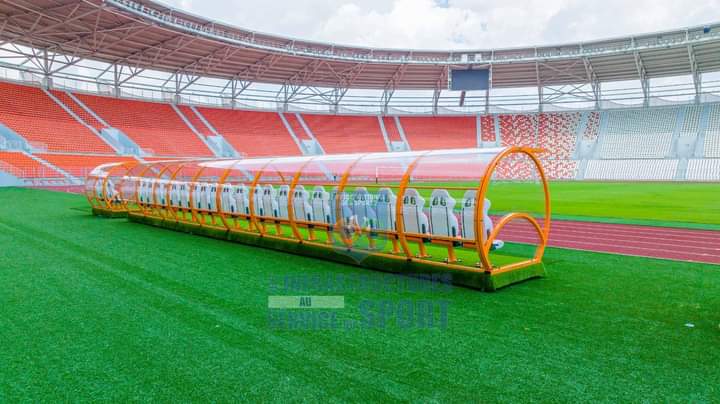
[158,0,720,49]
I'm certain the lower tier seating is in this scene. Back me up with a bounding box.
[585,159,678,181]
[686,159,720,181]
[0,151,63,178]
[36,153,138,178]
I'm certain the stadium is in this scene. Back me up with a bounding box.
[1,0,719,401]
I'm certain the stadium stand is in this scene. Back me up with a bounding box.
[399,116,477,150]
[283,113,313,141]
[480,116,496,143]
[0,82,113,153]
[197,107,300,156]
[499,114,537,148]
[177,105,214,137]
[302,114,387,153]
[583,112,601,141]
[704,104,720,158]
[36,153,137,177]
[585,159,679,181]
[75,94,213,157]
[598,109,675,159]
[686,159,720,181]
[538,112,581,159]
[382,117,403,143]
[0,151,62,178]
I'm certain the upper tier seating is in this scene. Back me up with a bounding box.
[583,112,601,141]
[680,106,702,137]
[382,117,403,143]
[499,114,537,148]
[538,112,581,159]
[36,153,137,177]
[480,116,496,142]
[76,94,213,157]
[283,113,312,140]
[50,91,104,131]
[197,108,299,157]
[599,108,675,158]
[302,114,386,153]
[399,116,476,150]
[178,105,214,137]
[0,82,113,153]
[703,104,720,158]
[0,151,62,178]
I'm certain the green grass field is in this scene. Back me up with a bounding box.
[1,186,719,401]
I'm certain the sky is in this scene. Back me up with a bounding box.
[160,0,720,50]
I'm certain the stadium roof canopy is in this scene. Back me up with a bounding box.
[0,0,719,113]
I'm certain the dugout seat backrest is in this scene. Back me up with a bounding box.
[220,184,235,213]
[192,183,202,210]
[139,179,151,205]
[251,186,263,216]
[179,183,190,208]
[375,187,396,231]
[460,190,493,239]
[154,179,167,206]
[402,188,429,234]
[292,185,313,221]
[311,186,332,224]
[232,184,249,215]
[277,185,290,219]
[206,183,218,212]
[351,187,377,229]
[330,187,352,225]
[261,184,279,218]
[429,189,459,237]
[169,181,179,207]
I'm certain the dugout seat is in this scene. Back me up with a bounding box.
[402,188,429,235]
[375,187,396,231]
[169,181,180,208]
[206,183,218,212]
[261,185,279,218]
[292,185,313,221]
[220,184,235,213]
[179,183,190,209]
[277,185,290,219]
[460,190,476,239]
[351,187,377,229]
[429,189,459,238]
[311,186,333,224]
[232,184,250,215]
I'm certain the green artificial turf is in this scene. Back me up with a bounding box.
[1,187,719,401]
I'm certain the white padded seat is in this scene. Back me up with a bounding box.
[251,186,263,216]
[402,188,429,235]
[459,190,493,240]
[351,187,377,229]
[375,187,396,231]
[311,186,333,224]
[169,181,180,208]
[219,184,235,213]
[206,183,218,212]
[179,183,190,208]
[277,185,290,219]
[429,189,459,238]
[292,185,313,222]
[261,185,279,218]
[232,184,249,215]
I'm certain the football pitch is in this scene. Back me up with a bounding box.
[0,185,719,401]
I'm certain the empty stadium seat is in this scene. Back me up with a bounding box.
[351,187,377,229]
[375,188,397,231]
[302,114,386,153]
[429,189,459,238]
[311,186,333,224]
[75,93,213,157]
[400,116,476,150]
[0,151,63,178]
[292,185,313,221]
[0,82,113,153]
[402,188,429,234]
[261,185,279,218]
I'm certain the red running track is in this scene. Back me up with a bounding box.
[497,218,720,264]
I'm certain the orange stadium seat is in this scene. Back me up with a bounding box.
[177,105,214,137]
[399,116,476,150]
[0,151,63,178]
[0,82,114,153]
[197,107,299,157]
[36,153,138,178]
[382,117,403,143]
[75,94,213,157]
[301,114,386,154]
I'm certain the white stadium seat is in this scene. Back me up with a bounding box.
[292,185,313,222]
[232,184,250,215]
[206,183,218,212]
[402,188,429,234]
[351,187,377,229]
[311,186,333,224]
[251,186,263,216]
[220,184,235,213]
[179,183,190,209]
[277,185,290,219]
[375,187,396,231]
[261,184,279,218]
[429,189,459,238]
